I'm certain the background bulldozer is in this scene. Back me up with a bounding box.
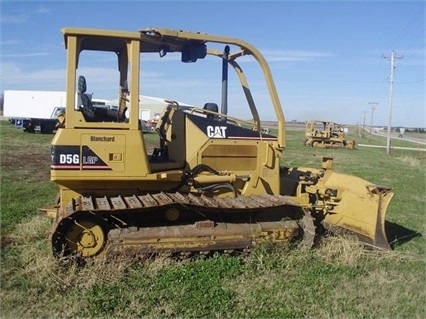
[49,27,393,261]
[305,120,356,149]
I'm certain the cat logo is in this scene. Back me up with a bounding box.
[207,125,227,138]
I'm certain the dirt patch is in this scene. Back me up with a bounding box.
[0,235,13,249]
[1,153,51,181]
[1,153,49,167]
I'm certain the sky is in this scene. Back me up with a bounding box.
[0,0,424,127]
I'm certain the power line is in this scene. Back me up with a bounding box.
[389,4,424,49]
[369,4,424,105]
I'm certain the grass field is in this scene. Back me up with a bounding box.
[1,120,425,318]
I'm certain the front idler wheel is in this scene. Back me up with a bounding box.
[52,213,107,259]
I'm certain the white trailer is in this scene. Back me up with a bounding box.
[3,90,108,133]
[3,90,66,119]
[3,90,185,133]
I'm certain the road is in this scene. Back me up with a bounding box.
[358,128,426,151]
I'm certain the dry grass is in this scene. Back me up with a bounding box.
[1,212,425,319]
[1,214,133,317]
[226,235,424,318]
[398,155,422,167]
[315,235,366,265]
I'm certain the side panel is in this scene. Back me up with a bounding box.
[184,113,281,195]
[81,134,125,172]
[51,128,150,181]
[201,144,258,171]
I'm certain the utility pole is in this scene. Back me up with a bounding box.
[368,101,378,141]
[383,51,403,155]
[361,110,368,138]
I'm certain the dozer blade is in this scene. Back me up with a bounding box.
[318,172,394,250]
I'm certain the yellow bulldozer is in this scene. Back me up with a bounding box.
[49,27,393,261]
[305,120,356,149]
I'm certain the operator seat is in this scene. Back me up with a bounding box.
[203,103,219,120]
[77,76,96,121]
